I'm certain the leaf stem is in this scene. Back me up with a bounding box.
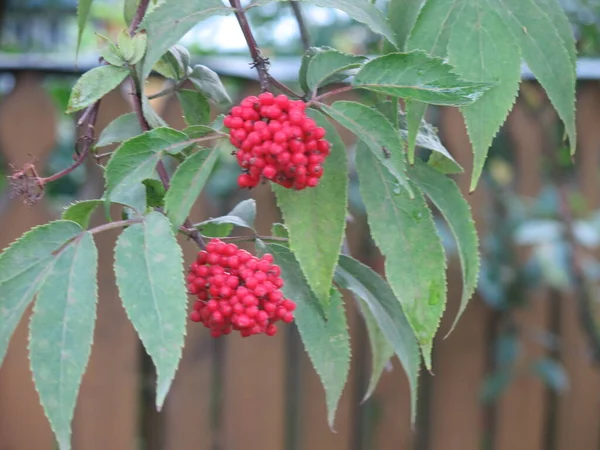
[230,0,270,92]
[88,218,144,235]
[307,85,355,107]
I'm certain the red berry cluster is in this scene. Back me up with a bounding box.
[187,239,296,338]
[224,92,331,190]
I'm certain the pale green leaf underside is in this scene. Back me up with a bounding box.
[353,51,491,106]
[409,161,479,335]
[274,110,348,313]
[334,255,420,422]
[262,243,350,430]
[77,0,95,57]
[249,0,397,47]
[105,127,191,211]
[0,221,82,367]
[62,200,104,229]
[306,49,367,91]
[320,101,410,193]
[141,1,232,77]
[29,233,98,450]
[195,199,257,237]
[96,113,143,148]
[164,148,219,229]
[356,145,446,369]
[67,65,129,113]
[114,212,187,409]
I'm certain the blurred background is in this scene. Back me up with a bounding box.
[1,1,600,450]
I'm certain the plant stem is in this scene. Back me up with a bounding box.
[147,82,183,100]
[39,103,100,185]
[89,218,144,235]
[129,0,150,35]
[290,1,310,51]
[230,0,270,92]
[307,85,354,107]
[200,234,289,244]
[267,74,305,100]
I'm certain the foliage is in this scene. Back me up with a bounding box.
[0,0,578,448]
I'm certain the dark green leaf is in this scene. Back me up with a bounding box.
[105,127,191,211]
[77,0,94,56]
[96,113,143,148]
[356,144,446,369]
[194,199,256,238]
[177,89,211,126]
[189,65,232,106]
[141,0,231,77]
[409,161,478,335]
[335,255,420,422]
[164,148,219,229]
[0,221,82,367]
[114,211,187,409]
[274,110,348,312]
[249,0,397,46]
[531,358,569,393]
[260,243,350,429]
[306,48,366,92]
[299,47,321,93]
[67,65,129,113]
[320,101,410,193]
[184,125,220,139]
[355,296,394,402]
[143,179,166,208]
[353,51,492,106]
[29,232,98,450]
[62,200,103,229]
[480,370,514,404]
[387,0,426,50]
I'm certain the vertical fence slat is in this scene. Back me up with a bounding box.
[554,81,600,450]
[494,95,549,450]
[0,72,57,450]
[159,93,213,450]
[72,88,141,450]
[426,106,490,450]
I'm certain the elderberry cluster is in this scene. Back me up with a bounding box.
[224,92,331,190]
[187,239,296,338]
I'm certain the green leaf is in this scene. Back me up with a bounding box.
[118,31,135,62]
[96,113,143,148]
[124,0,139,26]
[67,65,129,113]
[409,161,478,335]
[62,200,103,229]
[320,101,410,193]
[353,51,492,106]
[387,0,426,50]
[299,47,321,93]
[194,199,256,238]
[130,32,148,65]
[142,95,168,128]
[334,255,420,422]
[184,125,220,139]
[272,223,289,240]
[114,211,187,409]
[531,357,569,393]
[77,0,94,56]
[164,148,219,229]
[249,0,397,47]
[29,232,98,450]
[305,48,366,92]
[99,39,126,67]
[398,109,462,173]
[105,127,192,211]
[143,179,166,208]
[189,65,232,106]
[356,144,446,369]
[480,370,514,403]
[446,1,521,190]
[177,89,211,126]
[355,296,394,402]
[273,110,348,312]
[492,0,576,156]
[0,221,82,367]
[152,45,191,80]
[141,1,232,77]
[260,243,350,429]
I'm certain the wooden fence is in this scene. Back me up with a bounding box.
[0,70,600,450]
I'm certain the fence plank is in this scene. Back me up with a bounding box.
[72,88,141,450]
[494,96,550,450]
[554,81,600,450]
[0,72,57,450]
[425,106,490,450]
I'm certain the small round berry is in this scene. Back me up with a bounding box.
[190,310,202,322]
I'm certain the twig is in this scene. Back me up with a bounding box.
[128,0,150,35]
[230,0,270,92]
[147,81,184,100]
[89,218,144,235]
[267,74,305,100]
[290,1,310,51]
